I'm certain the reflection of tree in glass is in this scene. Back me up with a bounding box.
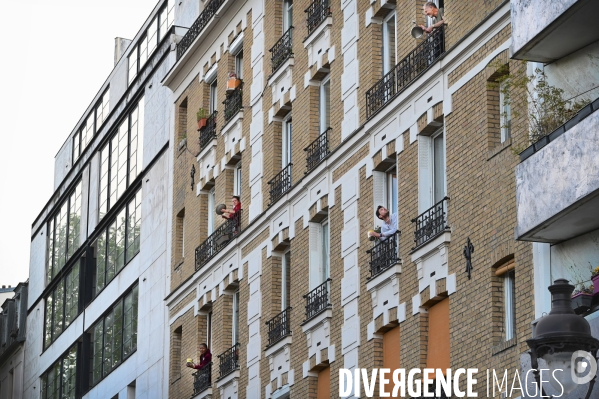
[64,265,80,328]
[92,322,104,385]
[44,295,53,349]
[61,346,77,399]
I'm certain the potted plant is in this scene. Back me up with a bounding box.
[197,108,208,130]
[572,284,594,315]
[592,266,599,295]
[226,72,242,93]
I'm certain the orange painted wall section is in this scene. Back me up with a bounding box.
[383,325,401,394]
[317,366,331,399]
[426,298,450,372]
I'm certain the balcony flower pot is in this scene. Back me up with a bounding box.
[197,108,209,130]
[593,269,599,295]
[226,72,241,93]
[572,292,593,315]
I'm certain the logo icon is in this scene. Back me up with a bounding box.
[572,350,597,386]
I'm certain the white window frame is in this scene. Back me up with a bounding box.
[283,0,293,32]
[386,166,398,215]
[319,75,331,134]
[234,162,242,196]
[431,128,446,205]
[282,251,291,310]
[207,188,215,235]
[499,80,511,143]
[232,290,240,344]
[382,10,396,75]
[207,311,212,349]
[321,219,330,283]
[235,50,244,80]
[504,270,516,341]
[209,80,218,113]
[282,115,293,167]
[181,214,185,257]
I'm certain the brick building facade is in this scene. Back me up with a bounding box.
[164,1,536,398]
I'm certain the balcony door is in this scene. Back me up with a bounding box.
[283,0,293,32]
[282,115,292,167]
[382,11,396,76]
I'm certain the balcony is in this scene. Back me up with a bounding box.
[192,363,212,396]
[511,0,599,62]
[366,26,445,120]
[195,210,242,271]
[305,0,331,37]
[223,86,243,123]
[266,307,292,347]
[304,279,331,321]
[199,111,218,149]
[367,232,400,279]
[515,98,599,243]
[411,197,449,250]
[217,343,239,380]
[177,0,225,60]
[304,128,330,173]
[270,27,294,74]
[268,163,292,206]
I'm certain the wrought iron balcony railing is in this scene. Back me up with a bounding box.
[366,25,445,119]
[305,0,331,36]
[411,197,449,250]
[217,343,239,380]
[304,279,331,321]
[266,307,292,347]
[270,27,294,73]
[177,0,225,60]
[199,111,218,149]
[304,128,330,173]
[192,362,212,395]
[195,210,242,271]
[223,86,243,123]
[367,231,400,279]
[268,163,292,206]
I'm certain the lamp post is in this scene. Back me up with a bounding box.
[527,279,599,398]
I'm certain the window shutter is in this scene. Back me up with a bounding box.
[418,136,433,213]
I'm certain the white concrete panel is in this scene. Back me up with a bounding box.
[341,174,359,207]
[341,220,359,255]
[341,318,359,350]
[341,268,358,303]
[343,298,358,321]
[341,59,359,97]
[309,177,328,204]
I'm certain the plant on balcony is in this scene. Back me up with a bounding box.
[572,284,594,315]
[490,61,589,146]
[226,72,242,93]
[197,108,209,129]
[592,266,599,295]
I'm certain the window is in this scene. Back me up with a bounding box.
[499,80,511,143]
[321,220,330,282]
[282,251,291,309]
[232,290,240,344]
[91,284,139,385]
[234,162,242,196]
[387,167,398,215]
[235,50,244,80]
[432,131,445,204]
[382,11,396,75]
[99,96,145,220]
[95,190,142,295]
[503,269,516,341]
[282,115,293,167]
[47,181,82,283]
[319,75,330,134]
[128,1,174,85]
[283,0,293,32]
[207,188,215,235]
[40,344,78,399]
[207,311,213,349]
[44,264,80,348]
[209,80,218,113]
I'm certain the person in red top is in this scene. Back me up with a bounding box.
[221,196,241,220]
[187,343,212,371]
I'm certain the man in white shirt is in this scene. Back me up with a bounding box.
[369,205,398,240]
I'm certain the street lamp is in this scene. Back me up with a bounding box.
[527,279,599,398]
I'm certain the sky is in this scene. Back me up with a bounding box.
[0,0,159,287]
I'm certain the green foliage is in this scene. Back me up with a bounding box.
[197,107,208,121]
[490,61,589,145]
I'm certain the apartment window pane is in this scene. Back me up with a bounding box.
[139,35,148,67]
[99,96,144,220]
[387,168,398,214]
[320,76,330,134]
[235,51,244,80]
[92,322,104,385]
[209,80,218,113]
[96,89,110,129]
[234,162,242,196]
[128,46,138,84]
[500,81,511,143]
[147,18,158,58]
[41,344,78,399]
[64,264,80,328]
[167,0,175,27]
[233,290,240,344]
[433,132,445,204]
[67,184,82,259]
[207,311,212,349]
[282,252,291,309]
[382,12,396,75]
[321,221,330,281]
[208,188,215,235]
[53,282,64,339]
[44,295,53,349]
[95,191,142,296]
[282,117,292,167]
[62,346,77,399]
[504,270,516,341]
[283,0,293,31]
